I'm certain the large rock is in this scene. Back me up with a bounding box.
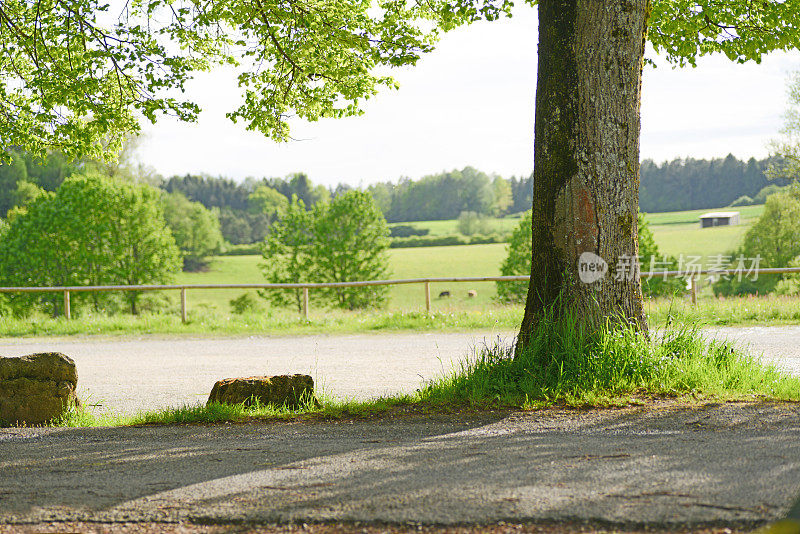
[0,352,78,426]
[207,374,316,409]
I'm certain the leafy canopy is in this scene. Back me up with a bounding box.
[260,190,390,311]
[162,191,224,272]
[0,174,180,315]
[769,71,800,182]
[3,0,800,159]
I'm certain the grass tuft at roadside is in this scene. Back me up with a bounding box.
[417,310,800,407]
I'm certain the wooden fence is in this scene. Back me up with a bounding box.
[1,267,799,322]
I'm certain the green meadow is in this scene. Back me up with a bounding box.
[176,205,765,315]
[644,206,761,259]
[176,243,510,314]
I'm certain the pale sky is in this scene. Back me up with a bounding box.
[138,7,800,188]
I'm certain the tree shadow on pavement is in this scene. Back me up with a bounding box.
[1,400,800,528]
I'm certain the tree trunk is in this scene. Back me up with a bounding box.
[518,0,650,350]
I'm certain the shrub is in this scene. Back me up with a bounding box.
[753,184,786,204]
[729,195,754,207]
[389,234,507,248]
[457,210,493,236]
[230,293,259,314]
[496,210,531,303]
[219,243,261,256]
[389,225,429,238]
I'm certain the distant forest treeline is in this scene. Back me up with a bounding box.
[640,154,790,212]
[162,168,533,244]
[0,152,792,246]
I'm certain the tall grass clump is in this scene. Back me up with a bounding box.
[419,308,800,406]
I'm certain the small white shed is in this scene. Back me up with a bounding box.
[699,211,740,228]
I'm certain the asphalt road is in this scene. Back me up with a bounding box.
[0,326,799,414]
[0,331,516,413]
[1,400,800,529]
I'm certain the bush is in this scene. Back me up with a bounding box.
[775,256,800,295]
[753,184,786,204]
[219,243,261,256]
[389,225,429,238]
[230,293,260,314]
[389,233,507,248]
[457,210,493,236]
[729,195,754,207]
[496,210,531,303]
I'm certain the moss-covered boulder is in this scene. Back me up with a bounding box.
[0,352,78,426]
[207,374,316,409]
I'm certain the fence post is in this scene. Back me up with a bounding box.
[425,281,431,312]
[302,287,309,320]
[690,276,697,305]
[63,290,71,320]
[180,288,188,323]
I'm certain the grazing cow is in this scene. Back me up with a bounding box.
[467,289,477,298]
[438,290,451,298]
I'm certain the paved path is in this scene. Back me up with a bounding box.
[0,331,515,413]
[1,400,799,528]
[3,328,800,530]
[0,326,799,414]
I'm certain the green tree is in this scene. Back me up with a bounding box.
[260,192,391,311]
[497,210,532,303]
[310,191,391,310]
[162,192,224,272]
[714,186,800,296]
[492,176,513,216]
[0,0,211,161]
[248,185,289,223]
[105,180,182,314]
[5,181,49,222]
[0,174,180,316]
[457,210,492,236]
[260,197,317,312]
[0,152,28,217]
[769,71,800,182]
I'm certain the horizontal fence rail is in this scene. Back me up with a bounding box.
[1,268,799,322]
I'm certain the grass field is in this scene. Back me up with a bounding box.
[1,203,784,336]
[644,205,762,259]
[176,243,509,314]
[176,204,768,315]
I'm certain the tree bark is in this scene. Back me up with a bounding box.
[518,0,650,350]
